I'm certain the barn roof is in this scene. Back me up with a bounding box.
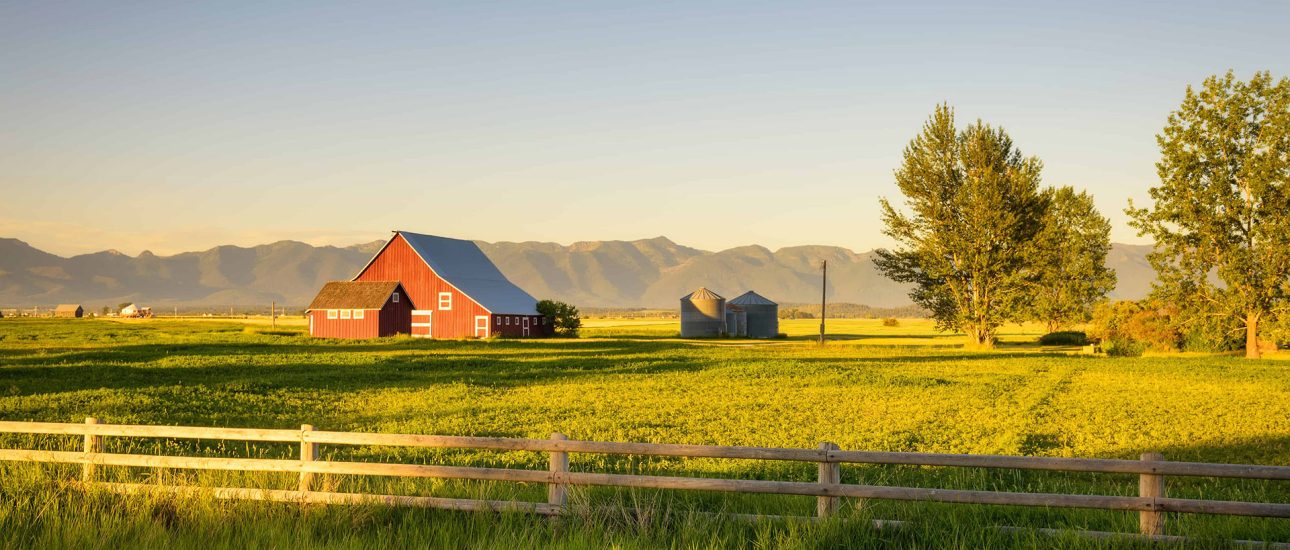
[308,281,406,310]
[55,304,83,312]
[729,291,776,306]
[394,231,539,315]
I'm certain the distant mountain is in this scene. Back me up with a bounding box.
[0,237,1158,309]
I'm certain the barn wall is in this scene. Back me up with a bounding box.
[309,309,381,339]
[379,288,414,336]
[354,234,492,338]
[490,314,552,338]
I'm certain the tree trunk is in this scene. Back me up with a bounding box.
[1245,312,1261,359]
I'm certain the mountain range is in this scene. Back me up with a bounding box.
[0,236,1156,309]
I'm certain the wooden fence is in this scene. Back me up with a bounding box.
[1,418,1288,545]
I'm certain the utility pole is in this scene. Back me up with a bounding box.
[271,301,276,329]
[819,260,827,345]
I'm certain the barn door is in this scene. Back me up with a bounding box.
[522,316,530,337]
[411,310,433,338]
[475,316,490,338]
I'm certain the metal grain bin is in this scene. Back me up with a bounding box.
[680,287,726,337]
[729,291,778,338]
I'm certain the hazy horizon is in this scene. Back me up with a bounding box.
[4,1,1288,257]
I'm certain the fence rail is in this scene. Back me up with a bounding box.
[1,419,1288,545]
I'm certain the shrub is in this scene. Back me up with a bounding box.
[1089,300,1180,353]
[536,300,582,337]
[1103,337,1145,357]
[1038,331,1087,346]
[1180,315,1243,352]
[882,318,900,327]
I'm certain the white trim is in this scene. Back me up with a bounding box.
[353,309,364,319]
[522,316,530,337]
[411,310,435,315]
[438,292,452,310]
[340,309,351,320]
[327,309,338,319]
[411,323,433,327]
[475,315,489,338]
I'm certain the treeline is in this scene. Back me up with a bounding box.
[877,70,1290,359]
[778,303,928,319]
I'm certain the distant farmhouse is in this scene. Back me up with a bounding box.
[119,304,151,318]
[308,231,551,339]
[54,304,84,318]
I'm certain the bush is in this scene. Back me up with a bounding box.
[1103,337,1145,357]
[1180,316,1243,352]
[1039,331,1087,346]
[882,318,899,327]
[536,300,581,337]
[1089,300,1180,353]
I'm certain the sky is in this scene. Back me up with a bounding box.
[2,1,1288,257]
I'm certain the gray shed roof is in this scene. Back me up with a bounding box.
[729,291,776,306]
[398,231,539,315]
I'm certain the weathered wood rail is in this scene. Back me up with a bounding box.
[1,419,1287,545]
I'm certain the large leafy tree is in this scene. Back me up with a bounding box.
[1030,187,1116,332]
[1128,71,1290,359]
[875,105,1048,348]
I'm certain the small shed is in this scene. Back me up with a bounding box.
[729,291,778,338]
[307,281,414,339]
[680,287,726,337]
[119,304,152,318]
[54,304,84,318]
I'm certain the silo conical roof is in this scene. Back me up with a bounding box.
[681,287,724,301]
[729,291,776,306]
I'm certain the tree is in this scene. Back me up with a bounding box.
[875,105,1048,348]
[536,299,582,337]
[1127,71,1290,359]
[1029,187,1116,332]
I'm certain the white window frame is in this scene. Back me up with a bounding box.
[505,317,510,325]
[353,309,365,320]
[496,316,501,326]
[438,292,452,310]
[327,309,338,319]
[475,315,489,338]
[392,292,399,303]
[340,309,351,320]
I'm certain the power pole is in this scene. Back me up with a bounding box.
[271,301,276,329]
[819,260,827,345]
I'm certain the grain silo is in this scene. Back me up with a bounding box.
[729,291,778,338]
[680,287,725,337]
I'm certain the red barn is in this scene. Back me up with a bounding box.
[307,281,413,339]
[353,231,550,338]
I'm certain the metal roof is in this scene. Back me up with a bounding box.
[54,304,83,312]
[308,281,405,310]
[729,291,776,306]
[681,287,724,301]
[397,231,539,315]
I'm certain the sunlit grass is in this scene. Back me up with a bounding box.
[0,317,1287,548]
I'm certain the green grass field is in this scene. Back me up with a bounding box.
[1,317,1287,548]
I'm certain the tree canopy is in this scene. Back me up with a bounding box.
[874,105,1048,348]
[1128,71,1290,359]
[1030,187,1116,332]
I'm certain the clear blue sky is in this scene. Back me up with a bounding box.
[2,1,1287,256]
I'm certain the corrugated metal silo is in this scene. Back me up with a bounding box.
[729,291,778,338]
[680,287,725,337]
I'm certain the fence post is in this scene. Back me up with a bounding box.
[299,424,316,493]
[548,433,569,510]
[82,417,101,483]
[817,441,841,518]
[1139,452,1165,536]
